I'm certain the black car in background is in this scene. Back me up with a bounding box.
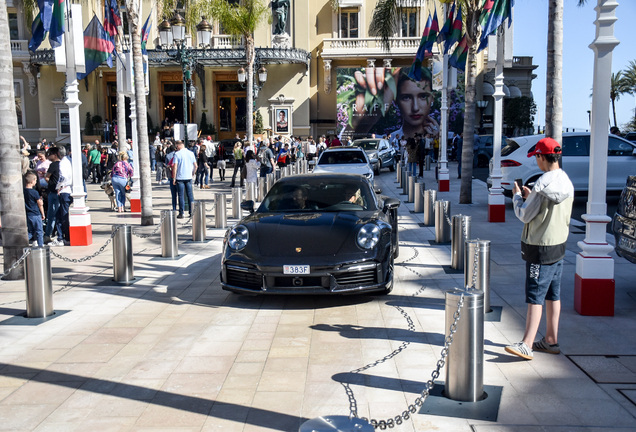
[214,139,241,166]
[613,176,636,264]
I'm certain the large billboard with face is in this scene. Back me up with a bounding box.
[336,66,440,140]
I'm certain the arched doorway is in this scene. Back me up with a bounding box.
[216,74,247,140]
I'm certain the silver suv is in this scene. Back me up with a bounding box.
[352,139,397,175]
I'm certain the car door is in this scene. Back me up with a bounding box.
[607,137,636,190]
[378,140,391,165]
[561,135,590,191]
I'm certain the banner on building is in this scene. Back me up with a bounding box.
[336,66,440,140]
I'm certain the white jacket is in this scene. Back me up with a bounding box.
[57,156,73,194]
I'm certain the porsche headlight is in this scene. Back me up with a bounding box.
[370,152,378,161]
[228,225,249,251]
[364,172,373,180]
[357,223,381,250]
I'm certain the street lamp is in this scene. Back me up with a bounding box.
[476,100,489,129]
[159,14,211,147]
[237,63,268,100]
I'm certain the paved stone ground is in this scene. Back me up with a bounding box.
[0,165,635,431]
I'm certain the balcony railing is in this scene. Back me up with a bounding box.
[10,40,30,60]
[211,35,243,49]
[321,37,421,58]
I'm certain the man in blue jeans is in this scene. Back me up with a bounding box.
[44,147,61,243]
[258,141,275,177]
[49,149,74,246]
[505,138,574,360]
[172,140,197,219]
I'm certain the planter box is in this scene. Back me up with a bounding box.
[82,134,102,144]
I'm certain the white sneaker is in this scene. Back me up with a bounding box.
[48,239,64,247]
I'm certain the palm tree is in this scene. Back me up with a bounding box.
[609,71,632,129]
[0,0,28,279]
[158,0,270,144]
[126,0,154,226]
[370,0,487,204]
[545,0,563,144]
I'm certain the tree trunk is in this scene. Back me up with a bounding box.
[128,0,154,225]
[245,35,254,144]
[116,27,127,144]
[611,98,617,128]
[545,0,563,143]
[0,0,28,280]
[459,6,481,204]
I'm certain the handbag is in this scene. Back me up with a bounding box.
[125,178,133,191]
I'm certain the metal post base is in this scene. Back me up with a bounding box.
[299,416,374,432]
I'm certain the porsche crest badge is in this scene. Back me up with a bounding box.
[296,248,302,253]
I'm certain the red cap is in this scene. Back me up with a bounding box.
[528,137,561,158]
[207,136,211,140]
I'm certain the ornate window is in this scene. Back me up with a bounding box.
[400,8,418,37]
[14,80,24,128]
[339,8,359,39]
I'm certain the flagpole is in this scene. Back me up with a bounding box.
[438,4,449,192]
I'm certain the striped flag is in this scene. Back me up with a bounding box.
[408,14,433,81]
[449,34,469,71]
[478,0,514,52]
[77,16,115,80]
[437,2,455,44]
[444,4,462,55]
[104,0,122,37]
[140,9,153,55]
[28,0,65,52]
[424,8,440,54]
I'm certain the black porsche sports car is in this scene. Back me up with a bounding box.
[220,173,400,295]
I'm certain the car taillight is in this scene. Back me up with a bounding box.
[501,160,522,167]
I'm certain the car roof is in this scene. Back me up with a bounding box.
[276,173,370,183]
[321,146,365,152]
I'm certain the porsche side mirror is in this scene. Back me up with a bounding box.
[241,200,255,214]
[375,187,382,194]
[383,197,400,212]
[632,147,636,156]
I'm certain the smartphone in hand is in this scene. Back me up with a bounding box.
[515,179,523,190]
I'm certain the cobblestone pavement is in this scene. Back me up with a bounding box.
[0,166,635,431]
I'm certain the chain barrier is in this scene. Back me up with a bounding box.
[342,244,465,429]
[0,249,32,281]
[468,240,480,290]
[443,202,452,227]
[133,211,166,239]
[49,227,119,263]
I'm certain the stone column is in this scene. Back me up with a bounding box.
[488,30,506,222]
[575,0,619,316]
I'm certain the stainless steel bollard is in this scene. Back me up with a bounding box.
[215,193,227,229]
[231,187,242,218]
[396,162,402,184]
[402,169,409,195]
[280,167,286,179]
[275,169,281,181]
[246,182,257,202]
[423,189,437,225]
[451,215,472,270]
[192,201,206,242]
[414,182,424,213]
[435,200,451,243]
[161,210,178,258]
[445,288,485,402]
[425,155,431,171]
[465,240,492,314]
[24,247,53,318]
[302,159,308,173]
[112,225,134,282]
[258,179,266,202]
[266,173,274,192]
[408,175,416,203]
[401,164,407,189]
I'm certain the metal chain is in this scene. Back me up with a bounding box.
[343,244,465,428]
[0,248,32,280]
[49,227,119,263]
[443,201,452,226]
[133,211,166,239]
[469,240,480,290]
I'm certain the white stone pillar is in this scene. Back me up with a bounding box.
[64,14,91,246]
[575,0,619,316]
[488,30,506,222]
[129,97,141,213]
[438,53,450,192]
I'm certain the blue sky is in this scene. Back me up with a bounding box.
[513,0,635,132]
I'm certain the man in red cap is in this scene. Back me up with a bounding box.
[505,137,574,360]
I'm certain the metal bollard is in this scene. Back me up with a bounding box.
[402,169,409,195]
[435,200,451,243]
[414,182,424,213]
[425,155,431,171]
[465,240,492,314]
[215,193,227,229]
[258,179,266,202]
[401,164,407,190]
[112,225,134,283]
[280,167,286,179]
[266,173,274,192]
[24,246,53,318]
[231,187,242,218]
[423,189,437,225]
[275,169,281,181]
[192,201,206,242]
[396,162,402,184]
[246,182,257,202]
[445,288,485,402]
[451,215,472,270]
[408,175,416,203]
[302,159,308,173]
[161,210,179,258]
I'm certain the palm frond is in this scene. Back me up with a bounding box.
[369,0,400,51]
[20,0,38,28]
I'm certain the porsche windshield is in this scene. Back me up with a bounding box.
[317,150,367,165]
[353,140,380,151]
[259,178,376,212]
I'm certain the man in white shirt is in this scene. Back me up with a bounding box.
[172,140,198,219]
[49,150,73,246]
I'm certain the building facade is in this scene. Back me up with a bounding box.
[14,0,533,144]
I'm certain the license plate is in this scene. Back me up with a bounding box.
[283,265,310,275]
[619,236,636,252]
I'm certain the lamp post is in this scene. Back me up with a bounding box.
[237,63,268,106]
[476,100,488,129]
[159,14,211,147]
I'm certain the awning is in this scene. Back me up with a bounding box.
[508,85,522,98]
[482,82,495,96]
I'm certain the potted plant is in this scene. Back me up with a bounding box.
[82,112,101,143]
